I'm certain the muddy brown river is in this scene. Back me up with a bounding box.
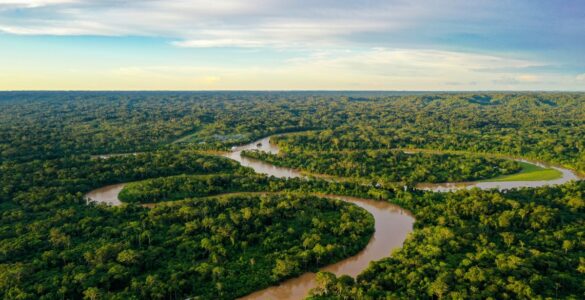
[85,134,581,300]
[239,195,412,300]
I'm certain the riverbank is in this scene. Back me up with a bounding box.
[84,132,582,300]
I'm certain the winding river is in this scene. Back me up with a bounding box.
[85,134,581,300]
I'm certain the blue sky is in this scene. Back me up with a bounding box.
[0,0,584,90]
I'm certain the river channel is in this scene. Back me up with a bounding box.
[85,134,581,299]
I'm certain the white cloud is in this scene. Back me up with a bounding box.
[90,48,553,90]
[286,48,540,78]
[516,74,540,82]
[3,48,579,90]
[173,39,271,48]
[0,20,125,35]
[0,1,455,48]
[0,0,583,56]
[1,1,582,90]
[0,0,77,8]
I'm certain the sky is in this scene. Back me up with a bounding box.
[0,0,584,90]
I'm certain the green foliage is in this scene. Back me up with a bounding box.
[1,91,585,299]
[0,149,242,207]
[118,172,405,205]
[119,174,271,203]
[310,182,585,299]
[0,125,378,299]
[0,92,334,162]
[487,161,562,182]
[267,93,585,172]
[242,149,521,184]
[3,92,585,172]
[0,193,374,299]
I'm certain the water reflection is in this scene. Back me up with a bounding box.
[223,136,303,179]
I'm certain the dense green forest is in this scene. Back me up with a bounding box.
[310,182,585,299]
[117,172,412,205]
[1,191,374,299]
[2,92,584,172]
[0,147,377,299]
[242,149,521,184]
[0,150,242,207]
[118,174,270,203]
[1,91,584,299]
[118,173,401,204]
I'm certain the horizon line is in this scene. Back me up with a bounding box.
[1,90,585,93]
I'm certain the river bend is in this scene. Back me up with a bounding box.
[85,134,581,299]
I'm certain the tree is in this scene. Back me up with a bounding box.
[83,287,101,300]
[272,256,300,279]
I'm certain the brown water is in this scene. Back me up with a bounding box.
[221,137,413,299]
[85,183,125,205]
[240,195,413,300]
[83,135,416,300]
[223,136,303,178]
[84,133,581,300]
[84,184,414,300]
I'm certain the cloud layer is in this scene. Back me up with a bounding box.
[1,0,583,51]
[0,0,584,90]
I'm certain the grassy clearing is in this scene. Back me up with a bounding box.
[485,162,562,182]
[172,130,200,143]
